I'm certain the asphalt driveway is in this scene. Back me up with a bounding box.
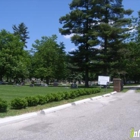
[0,89,140,140]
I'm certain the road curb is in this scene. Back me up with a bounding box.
[102,93,111,97]
[90,96,102,100]
[40,103,72,114]
[72,98,91,105]
[0,91,117,125]
[111,91,117,95]
[0,112,37,126]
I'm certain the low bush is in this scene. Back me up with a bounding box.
[46,94,55,102]
[0,98,8,112]
[44,95,49,103]
[36,95,46,105]
[11,98,28,109]
[25,96,39,107]
[73,90,80,97]
[53,93,63,101]
[63,92,71,100]
[69,91,77,99]
[80,89,87,96]
[7,88,101,111]
[59,92,65,99]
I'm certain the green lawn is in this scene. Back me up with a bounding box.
[0,86,114,117]
[0,85,76,102]
[0,85,128,118]
[0,85,129,102]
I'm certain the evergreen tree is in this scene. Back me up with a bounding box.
[124,11,140,83]
[94,0,133,76]
[59,0,133,87]
[59,0,99,87]
[13,22,29,48]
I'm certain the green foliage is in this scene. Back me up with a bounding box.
[124,11,140,82]
[25,96,39,107]
[53,93,63,101]
[59,0,99,87]
[63,92,71,100]
[69,91,77,99]
[13,22,29,48]
[45,94,55,102]
[0,98,8,112]
[44,95,49,103]
[1,88,101,111]
[31,35,66,82]
[11,98,28,109]
[36,95,46,105]
[0,30,22,79]
[59,0,133,85]
[78,89,87,96]
[0,29,30,81]
[29,88,101,105]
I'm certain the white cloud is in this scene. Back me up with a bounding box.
[70,47,76,51]
[63,33,83,39]
[128,28,136,33]
[63,34,74,39]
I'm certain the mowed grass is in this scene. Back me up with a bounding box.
[0,85,75,102]
[0,85,128,102]
[0,86,114,117]
[0,85,129,118]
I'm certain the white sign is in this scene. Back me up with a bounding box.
[98,76,110,85]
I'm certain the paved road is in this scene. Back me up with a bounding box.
[0,89,140,140]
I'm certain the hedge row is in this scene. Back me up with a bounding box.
[0,88,101,111]
[0,98,8,112]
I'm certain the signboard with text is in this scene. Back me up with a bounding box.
[98,76,110,85]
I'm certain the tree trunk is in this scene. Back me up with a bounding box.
[46,77,49,85]
[85,66,89,87]
[104,36,108,75]
[0,75,2,81]
[6,76,9,82]
[85,43,89,88]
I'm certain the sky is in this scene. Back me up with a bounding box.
[0,0,140,53]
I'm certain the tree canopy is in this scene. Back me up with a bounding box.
[59,0,133,87]
[0,29,29,81]
[30,35,66,84]
[0,0,140,85]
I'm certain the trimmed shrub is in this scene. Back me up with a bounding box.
[69,91,77,99]
[59,92,65,99]
[25,96,39,107]
[85,89,91,95]
[73,90,80,97]
[0,98,8,112]
[36,95,46,105]
[10,88,101,110]
[11,98,28,109]
[63,92,71,100]
[53,93,63,101]
[79,89,86,96]
[46,94,55,102]
[44,95,49,103]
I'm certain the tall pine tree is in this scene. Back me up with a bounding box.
[59,0,99,87]
[95,0,133,76]
[13,22,29,48]
[60,0,133,86]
